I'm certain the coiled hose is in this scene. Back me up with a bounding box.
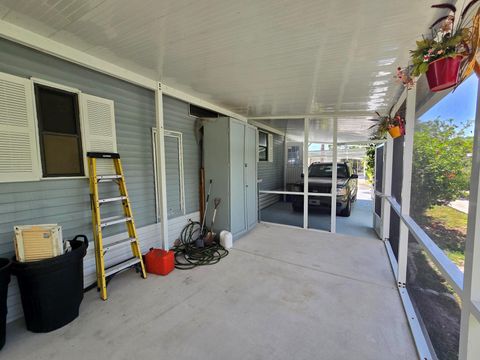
[173,220,229,270]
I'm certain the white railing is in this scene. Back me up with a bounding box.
[379,81,480,360]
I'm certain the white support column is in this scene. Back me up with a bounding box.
[330,119,338,233]
[397,87,416,286]
[459,79,480,360]
[382,138,393,241]
[155,84,169,250]
[303,118,309,229]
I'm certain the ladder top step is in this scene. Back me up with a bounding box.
[87,152,120,159]
[101,216,132,228]
[104,237,136,252]
[105,257,140,277]
[98,196,127,204]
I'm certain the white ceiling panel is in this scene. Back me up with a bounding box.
[0,0,446,139]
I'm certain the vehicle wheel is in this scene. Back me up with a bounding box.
[339,199,352,217]
[292,204,303,212]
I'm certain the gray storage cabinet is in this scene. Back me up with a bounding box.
[203,117,257,239]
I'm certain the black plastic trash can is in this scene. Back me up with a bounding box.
[12,235,88,333]
[0,258,11,350]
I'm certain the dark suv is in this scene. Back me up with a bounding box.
[292,162,358,216]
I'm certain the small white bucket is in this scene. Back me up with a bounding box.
[219,230,233,249]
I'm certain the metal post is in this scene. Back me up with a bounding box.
[397,87,416,286]
[303,118,309,229]
[155,84,169,251]
[459,79,480,360]
[331,118,337,233]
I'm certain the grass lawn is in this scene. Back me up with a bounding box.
[425,206,468,232]
[416,205,467,269]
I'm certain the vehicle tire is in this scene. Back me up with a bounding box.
[292,204,303,212]
[339,199,352,217]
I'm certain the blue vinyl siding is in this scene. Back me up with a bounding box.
[0,38,156,259]
[163,96,201,215]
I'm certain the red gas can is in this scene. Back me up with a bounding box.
[144,248,175,276]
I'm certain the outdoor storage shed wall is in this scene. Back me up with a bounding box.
[258,133,285,209]
[0,38,157,322]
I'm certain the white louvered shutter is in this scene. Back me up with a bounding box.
[80,94,117,175]
[0,72,40,182]
[268,133,274,162]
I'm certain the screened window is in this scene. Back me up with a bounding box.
[410,75,477,272]
[35,85,84,177]
[258,131,268,161]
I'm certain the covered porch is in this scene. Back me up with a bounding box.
[0,0,479,359]
[2,224,416,360]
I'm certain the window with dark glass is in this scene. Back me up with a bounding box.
[258,131,268,161]
[35,85,84,177]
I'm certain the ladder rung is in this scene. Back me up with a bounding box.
[104,237,136,252]
[101,216,132,228]
[98,196,127,204]
[97,174,122,182]
[105,258,140,277]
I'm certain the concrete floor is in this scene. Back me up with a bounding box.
[261,183,377,239]
[3,224,417,360]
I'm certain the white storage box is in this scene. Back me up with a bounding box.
[14,224,63,262]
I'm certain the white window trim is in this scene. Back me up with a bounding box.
[258,130,270,162]
[31,77,119,180]
[164,129,186,217]
[31,77,81,94]
[152,128,160,222]
[30,78,89,180]
[34,83,86,179]
[267,133,274,162]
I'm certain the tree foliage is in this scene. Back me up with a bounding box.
[364,144,376,183]
[411,118,473,215]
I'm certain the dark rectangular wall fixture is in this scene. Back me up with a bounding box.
[189,104,219,118]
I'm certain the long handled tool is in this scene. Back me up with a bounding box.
[197,179,213,247]
[206,198,221,244]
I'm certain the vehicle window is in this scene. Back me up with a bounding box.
[309,164,348,178]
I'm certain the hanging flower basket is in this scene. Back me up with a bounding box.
[369,113,405,139]
[426,55,464,92]
[388,126,403,139]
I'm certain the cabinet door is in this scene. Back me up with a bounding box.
[245,126,257,229]
[230,121,246,235]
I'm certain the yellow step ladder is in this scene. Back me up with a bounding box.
[87,152,146,300]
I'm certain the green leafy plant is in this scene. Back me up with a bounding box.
[411,2,479,76]
[368,112,405,138]
[411,118,473,216]
[364,144,376,183]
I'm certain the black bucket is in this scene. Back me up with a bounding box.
[12,235,88,333]
[0,258,11,350]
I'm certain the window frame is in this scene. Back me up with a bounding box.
[163,129,186,218]
[34,83,85,178]
[258,130,269,162]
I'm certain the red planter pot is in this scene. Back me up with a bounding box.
[426,55,463,92]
